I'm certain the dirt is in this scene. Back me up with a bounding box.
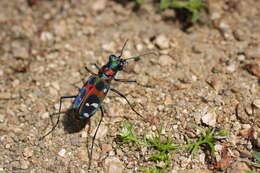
[0,0,259,173]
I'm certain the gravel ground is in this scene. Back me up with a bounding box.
[0,0,259,173]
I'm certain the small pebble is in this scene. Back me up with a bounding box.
[164,95,172,105]
[23,147,33,158]
[102,42,116,52]
[5,144,11,149]
[81,131,88,138]
[116,149,124,156]
[244,63,260,77]
[252,99,260,109]
[20,160,30,170]
[180,156,191,168]
[102,144,113,153]
[91,124,108,139]
[91,0,107,12]
[51,81,60,90]
[40,32,53,41]
[228,162,249,173]
[12,41,29,59]
[239,125,252,138]
[0,114,5,123]
[151,125,157,131]
[245,46,260,58]
[136,43,143,51]
[54,20,67,37]
[156,161,165,168]
[214,144,223,151]
[40,112,49,119]
[155,34,170,49]
[77,149,88,160]
[12,79,20,87]
[245,105,253,115]
[201,109,217,127]
[226,63,236,73]
[104,157,124,173]
[158,55,174,66]
[198,153,206,163]
[58,149,66,157]
[237,54,245,61]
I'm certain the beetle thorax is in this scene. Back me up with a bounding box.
[99,65,118,80]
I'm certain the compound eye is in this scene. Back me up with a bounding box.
[118,61,125,70]
[109,55,117,61]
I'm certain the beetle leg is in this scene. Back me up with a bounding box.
[113,78,154,88]
[88,105,104,170]
[93,63,101,71]
[39,95,77,140]
[110,88,145,120]
[85,66,97,76]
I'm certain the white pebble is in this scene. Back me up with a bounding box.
[253,99,260,109]
[155,34,170,49]
[58,149,66,157]
[201,109,217,127]
[40,112,49,119]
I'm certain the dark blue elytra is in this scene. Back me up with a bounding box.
[79,94,100,119]
[72,87,86,109]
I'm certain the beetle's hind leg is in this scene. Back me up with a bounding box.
[88,105,104,170]
[39,95,77,140]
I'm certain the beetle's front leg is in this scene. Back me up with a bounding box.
[85,66,98,76]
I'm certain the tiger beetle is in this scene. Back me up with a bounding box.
[40,40,156,170]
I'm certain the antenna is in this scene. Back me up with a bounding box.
[118,39,129,58]
[124,52,157,61]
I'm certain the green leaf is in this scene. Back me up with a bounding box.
[136,0,144,4]
[253,151,260,162]
[247,171,258,173]
[160,0,172,9]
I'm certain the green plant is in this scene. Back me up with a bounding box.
[160,0,206,23]
[119,122,144,145]
[145,131,180,152]
[186,126,217,155]
[253,151,260,162]
[118,122,225,172]
[247,171,258,173]
[143,166,165,173]
[149,152,170,168]
[134,0,144,4]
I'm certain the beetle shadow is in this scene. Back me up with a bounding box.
[62,108,89,134]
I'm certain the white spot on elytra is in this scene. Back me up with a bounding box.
[86,103,90,106]
[92,103,99,108]
[83,113,90,118]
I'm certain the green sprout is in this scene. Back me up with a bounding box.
[118,122,226,172]
[146,132,179,152]
[135,0,144,4]
[160,0,206,23]
[247,171,258,173]
[186,126,224,155]
[143,166,166,173]
[119,122,144,145]
[149,152,171,169]
[253,151,260,162]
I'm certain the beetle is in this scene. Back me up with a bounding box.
[40,40,155,169]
